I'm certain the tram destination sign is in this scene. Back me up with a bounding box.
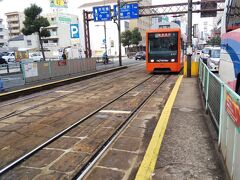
[114,3,139,20]
[93,5,111,22]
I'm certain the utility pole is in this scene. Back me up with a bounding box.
[104,21,107,55]
[187,0,193,77]
[117,0,122,66]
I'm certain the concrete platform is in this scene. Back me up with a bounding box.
[152,78,227,179]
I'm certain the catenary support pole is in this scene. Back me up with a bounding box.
[117,0,122,66]
[187,0,193,77]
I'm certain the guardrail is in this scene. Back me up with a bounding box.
[0,63,21,75]
[199,60,240,180]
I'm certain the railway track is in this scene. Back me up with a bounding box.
[0,74,171,179]
[0,64,145,108]
[0,65,145,121]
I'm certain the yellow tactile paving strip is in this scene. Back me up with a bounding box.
[135,75,183,180]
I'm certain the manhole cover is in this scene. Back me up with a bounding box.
[179,108,193,112]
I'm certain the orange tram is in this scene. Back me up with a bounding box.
[146,28,185,73]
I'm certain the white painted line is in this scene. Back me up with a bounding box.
[55,90,74,93]
[100,110,131,114]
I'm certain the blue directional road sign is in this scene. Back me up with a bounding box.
[70,24,80,39]
[114,3,139,20]
[93,6,111,22]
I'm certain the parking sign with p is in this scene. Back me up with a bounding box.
[70,24,80,39]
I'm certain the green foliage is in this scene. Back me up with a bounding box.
[22,4,51,61]
[121,30,132,47]
[121,28,143,48]
[207,36,221,46]
[22,4,50,36]
[131,28,142,46]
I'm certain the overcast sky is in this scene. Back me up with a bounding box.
[0,0,212,30]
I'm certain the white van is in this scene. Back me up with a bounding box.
[29,52,44,62]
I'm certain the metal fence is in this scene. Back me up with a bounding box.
[0,57,121,90]
[21,59,96,83]
[199,60,240,180]
[0,63,21,75]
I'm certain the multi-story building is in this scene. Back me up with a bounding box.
[129,0,152,46]
[79,0,152,57]
[5,12,25,38]
[0,18,9,47]
[8,34,39,49]
[42,12,80,58]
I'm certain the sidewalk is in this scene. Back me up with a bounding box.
[153,78,227,179]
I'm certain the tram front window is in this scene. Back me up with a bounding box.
[148,32,178,62]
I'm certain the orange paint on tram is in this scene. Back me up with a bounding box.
[146,28,184,73]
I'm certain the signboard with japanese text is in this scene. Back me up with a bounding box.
[93,6,111,22]
[114,3,139,20]
[59,14,71,23]
[24,63,38,78]
[15,51,29,62]
[50,0,68,8]
[226,91,240,133]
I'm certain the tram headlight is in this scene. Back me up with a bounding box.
[151,59,154,62]
[171,59,175,62]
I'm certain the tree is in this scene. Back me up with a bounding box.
[207,36,221,46]
[121,30,132,48]
[131,28,142,47]
[22,4,50,61]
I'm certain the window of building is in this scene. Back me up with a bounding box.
[0,35,4,39]
[0,28,3,32]
[124,21,129,30]
[53,39,58,43]
[27,40,32,46]
[44,40,48,43]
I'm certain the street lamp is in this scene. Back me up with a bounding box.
[95,22,107,57]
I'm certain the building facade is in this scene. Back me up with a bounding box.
[129,0,152,46]
[42,12,80,59]
[8,34,39,49]
[5,12,25,38]
[0,18,9,47]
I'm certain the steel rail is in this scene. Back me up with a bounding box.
[0,66,142,121]
[73,75,171,179]
[0,74,155,176]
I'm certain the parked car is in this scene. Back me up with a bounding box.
[135,51,146,60]
[200,47,212,64]
[2,52,15,62]
[0,55,8,64]
[207,47,221,72]
[29,52,44,62]
[0,52,9,57]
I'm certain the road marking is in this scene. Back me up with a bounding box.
[135,75,183,180]
[100,110,131,114]
[55,90,74,93]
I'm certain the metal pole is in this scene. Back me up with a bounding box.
[117,0,122,66]
[187,0,192,77]
[104,21,107,55]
